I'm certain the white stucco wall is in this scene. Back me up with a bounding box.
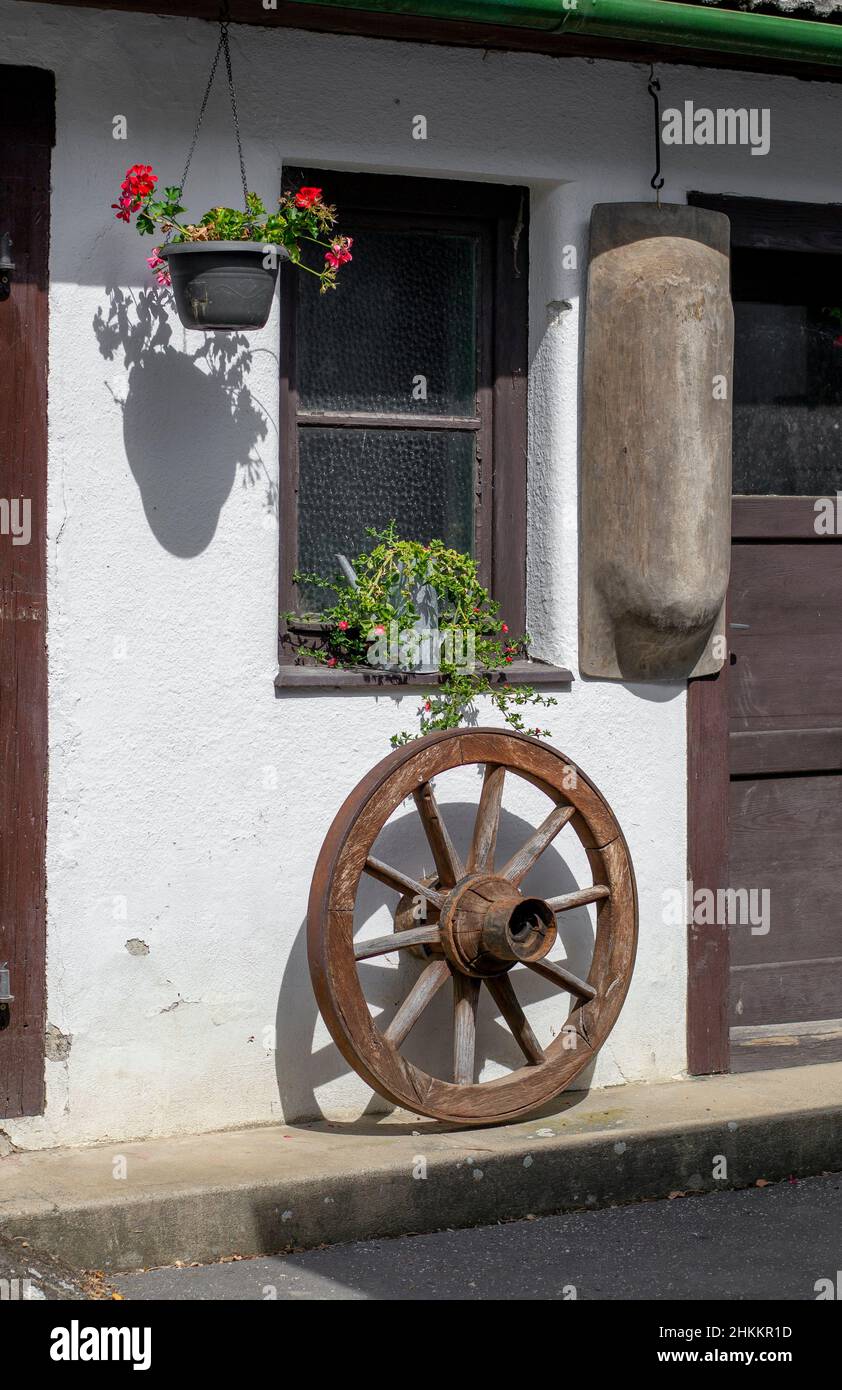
[5,0,842,1148]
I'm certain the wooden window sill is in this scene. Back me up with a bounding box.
[274,659,573,690]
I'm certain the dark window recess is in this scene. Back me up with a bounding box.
[280,170,529,652]
[732,246,842,496]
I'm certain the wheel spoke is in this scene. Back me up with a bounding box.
[546,884,610,913]
[467,763,505,872]
[384,959,452,1048]
[364,856,446,909]
[413,781,464,888]
[499,803,575,885]
[486,974,546,1066]
[453,975,481,1084]
[524,956,597,1001]
[354,925,442,961]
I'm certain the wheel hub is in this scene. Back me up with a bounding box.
[439,873,557,977]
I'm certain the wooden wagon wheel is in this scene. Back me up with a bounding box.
[307,728,637,1126]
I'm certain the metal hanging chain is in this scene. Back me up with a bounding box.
[177,8,250,213]
[648,64,665,207]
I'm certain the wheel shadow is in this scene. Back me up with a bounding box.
[274,802,602,1131]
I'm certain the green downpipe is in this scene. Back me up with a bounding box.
[285,0,842,66]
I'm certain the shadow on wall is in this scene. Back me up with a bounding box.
[92,287,276,555]
[275,804,599,1130]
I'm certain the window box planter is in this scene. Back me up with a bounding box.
[159,241,286,331]
[275,658,574,689]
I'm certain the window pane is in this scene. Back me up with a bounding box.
[297,428,475,609]
[733,248,842,495]
[296,229,478,416]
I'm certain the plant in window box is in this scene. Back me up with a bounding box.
[291,525,556,747]
[113,166,352,330]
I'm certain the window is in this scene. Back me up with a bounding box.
[689,192,842,498]
[279,170,528,654]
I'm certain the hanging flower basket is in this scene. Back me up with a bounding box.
[158,240,287,331]
[110,18,352,333]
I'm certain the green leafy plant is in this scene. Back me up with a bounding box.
[113,167,351,293]
[291,525,556,748]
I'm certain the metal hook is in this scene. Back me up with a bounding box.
[648,64,665,206]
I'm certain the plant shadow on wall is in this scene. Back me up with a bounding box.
[92,287,276,556]
[274,804,598,1132]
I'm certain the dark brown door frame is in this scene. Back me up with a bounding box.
[687,664,731,1075]
[686,191,842,1075]
[0,67,54,1117]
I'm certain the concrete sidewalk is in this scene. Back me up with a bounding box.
[2,1062,841,1272]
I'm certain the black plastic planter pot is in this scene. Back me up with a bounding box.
[160,240,287,331]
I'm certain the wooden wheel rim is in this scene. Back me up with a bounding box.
[307,729,638,1126]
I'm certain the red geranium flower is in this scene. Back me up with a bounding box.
[295,186,322,209]
[113,164,157,220]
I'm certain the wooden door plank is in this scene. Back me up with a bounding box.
[730,728,842,776]
[729,633,842,720]
[731,960,842,1028]
[729,775,842,968]
[732,496,842,540]
[731,1019,842,1072]
[730,544,842,636]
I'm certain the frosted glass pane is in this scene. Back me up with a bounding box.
[297,428,475,608]
[297,228,477,415]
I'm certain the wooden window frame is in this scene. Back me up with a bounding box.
[278,169,529,665]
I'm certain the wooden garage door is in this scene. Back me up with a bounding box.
[727,240,842,1072]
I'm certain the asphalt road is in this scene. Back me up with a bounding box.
[117,1171,842,1301]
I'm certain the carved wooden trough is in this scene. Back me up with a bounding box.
[307,729,637,1126]
[580,202,734,680]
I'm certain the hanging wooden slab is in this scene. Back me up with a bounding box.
[580,202,734,680]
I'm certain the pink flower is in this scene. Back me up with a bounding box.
[337,619,349,630]
[372,624,385,636]
[146,249,171,289]
[326,657,338,668]
[324,236,353,270]
[501,623,508,633]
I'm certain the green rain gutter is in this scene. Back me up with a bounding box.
[283,0,842,68]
